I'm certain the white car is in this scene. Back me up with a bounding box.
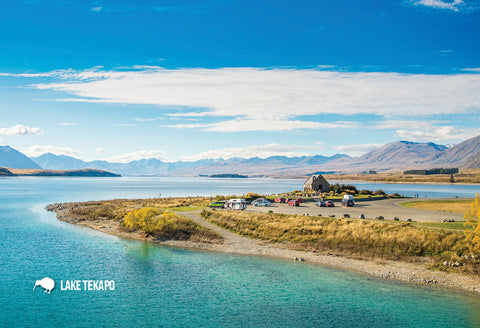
[252,199,271,207]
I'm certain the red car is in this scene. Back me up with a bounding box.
[274,197,286,203]
[296,198,303,203]
[325,200,335,207]
[288,199,300,206]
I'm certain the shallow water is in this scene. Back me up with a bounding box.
[1,177,480,327]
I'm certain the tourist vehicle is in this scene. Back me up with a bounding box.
[252,199,271,207]
[341,194,355,207]
[226,198,246,210]
[209,201,226,209]
[287,199,300,206]
[325,200,335,207]
[316,201,326,207]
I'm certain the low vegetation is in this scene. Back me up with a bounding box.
[62,197,222,243]
[465,194,480,255]
[123,207,221,242]
[399,199,473,214]
[201,210,479,273]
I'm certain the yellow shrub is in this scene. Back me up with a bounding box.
[465,194,480,254]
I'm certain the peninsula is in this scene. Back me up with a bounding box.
[46,195,480,294]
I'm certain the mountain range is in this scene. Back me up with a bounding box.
[1,134,479,177]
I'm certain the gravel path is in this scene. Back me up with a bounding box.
[178,210,480,294]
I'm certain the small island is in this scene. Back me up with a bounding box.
[209,173,248,178]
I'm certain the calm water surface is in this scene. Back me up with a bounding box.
[1,177,480,327]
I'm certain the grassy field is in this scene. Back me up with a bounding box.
[202,210,478,273]
[412,221,466,231]
[399,199,473,214]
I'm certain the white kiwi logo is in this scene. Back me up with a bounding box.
[33,277,55,294]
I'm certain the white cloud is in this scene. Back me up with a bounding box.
[410,0,464,11]
[180,143,325,161]
[335,143,383,157]
[164,119,358,132]
[21,145,79,157]
[102,150,168,163]
[59,122,76,126]
[133,118,155,122]
[4,66,480,132]
[22,67,480,121]
[96,147,106,153]
[394,126,480,142]
[90,6,103,12]
[375,120,437,130]
[0,124,43,136]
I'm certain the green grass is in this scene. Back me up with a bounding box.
[399,199,473,214]
[412,221,466,231]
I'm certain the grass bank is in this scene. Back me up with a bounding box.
[399,199,473,214]
[201,210,478,273]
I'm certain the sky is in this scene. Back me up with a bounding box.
[0,0,479,162]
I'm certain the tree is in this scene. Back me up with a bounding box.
[464,194,480,254]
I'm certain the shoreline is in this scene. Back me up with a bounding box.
[47,203,480,295]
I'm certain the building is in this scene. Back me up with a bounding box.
[304,175,330,193]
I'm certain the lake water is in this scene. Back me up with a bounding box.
[1,177,480,327]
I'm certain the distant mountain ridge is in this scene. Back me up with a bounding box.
[0,146,42,169]
[2,134,479,177]
[31,153,350,177]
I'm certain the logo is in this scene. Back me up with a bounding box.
[33,277,55,294]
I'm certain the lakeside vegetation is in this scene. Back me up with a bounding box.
[399,199,473,214]
[53,197,222,243]
[201,209,479,273]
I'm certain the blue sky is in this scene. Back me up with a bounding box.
[0,0,479,162]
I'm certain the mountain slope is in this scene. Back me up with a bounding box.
[432,135,480,168]
[321,141,448,172]
[0,146,42,169]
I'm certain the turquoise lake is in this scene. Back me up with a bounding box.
[1,177,480,327]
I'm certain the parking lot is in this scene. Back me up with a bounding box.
[244,198,465,222]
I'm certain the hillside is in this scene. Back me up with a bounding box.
[0,146,42,169]
[432,135,480,168]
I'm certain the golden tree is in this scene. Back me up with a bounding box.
[464,194,480,254]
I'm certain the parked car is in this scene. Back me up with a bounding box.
[274,197,286,203]
[316,201,326,207]
[325,200,335,207]
[296,198,303,203]
[209,201,226,209]
[288,199,300,206]
[253,199,271,207]
[226,199,246,210]
[341,194,355,207]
